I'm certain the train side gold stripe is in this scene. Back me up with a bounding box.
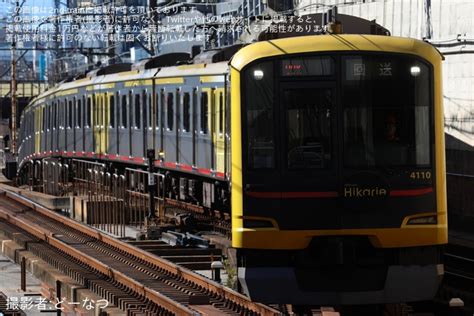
[56,89,78,96]
[118,70,139,76]
[124,79,154,87]
[86,83,116,91]
[155,77,184,85]
[177,64,206,70]
[200,75,225,83]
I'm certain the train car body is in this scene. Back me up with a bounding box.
[18,34,446,305]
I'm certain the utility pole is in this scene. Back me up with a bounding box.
[147,0,157,55]
[11,0,19,154]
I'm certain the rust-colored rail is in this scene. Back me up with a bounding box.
[0,190,279,316]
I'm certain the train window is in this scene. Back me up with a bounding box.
[142,91,147,129]
[284,87,333,169]
[42,106,46,132]
[116,92,120,128]
[81,96,85,127]
[128,92,132,128]
[342,55,431,167]
[134,94,141,128]
[110,94,115,128]
[200,92,208,134]
[51,102,55,129]
[98,95,103,126]
[192,89,197,133]
[244,61,275,169]
[218,92,223,134]
[121,95,127,128]
[77,98,82,128]
[64,99,67,128]
[87,96,92,127]
[68,100,73,128]
[167,92,174,130]
[50,103,54,130]
[148,93,152,128]
[156,92,161,128]
[183,92,190,132]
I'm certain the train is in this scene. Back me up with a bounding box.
[17,32,446,305]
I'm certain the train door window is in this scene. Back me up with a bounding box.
[148,93,152,128]
[134,93,141,128]
[55,102,59,129]
[128,91,133,128]
[45,104,49,131]
[218,92,223,134]
[176,89,181,131]
[68,100,73,128]
[155,91,161,128]
[200,92,208,134]
[115,92,120,128]
[42,106,45,132]
[142,91,147,129]
[110,94,115,128]
[51,103,54,130]
[87,96,92,127]
[183,92,190,132]
[64,99,68,128]
[167,92,174,131]
[82,96,85,127]
[99,95,104,127]
[77,98,82,128]
[160,89,165,130]
[121,94,127,128]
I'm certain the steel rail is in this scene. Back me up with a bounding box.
[0,189,279,315]
[0,192,196,315]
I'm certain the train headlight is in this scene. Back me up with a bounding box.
[410,66,421,77]
[253,69,264,80]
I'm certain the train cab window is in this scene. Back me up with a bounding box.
[110,94,115,128]
[200,92,208,134]
[142,91,147,129]
[183,92,190,132]
[68,100,73,128]
[218,92,223,134]
[342,55,431,167]
[77,99,82,128]
[244,61,275,169]
[121,95,127,128]
[167,92,174,130]
[134,94,141,128]
[284,88,333,169]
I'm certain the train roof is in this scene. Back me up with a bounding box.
[26,61,229,110]
[231,34,443,71]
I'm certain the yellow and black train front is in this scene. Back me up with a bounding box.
[230,35,447,305]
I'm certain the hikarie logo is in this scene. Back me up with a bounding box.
[344,185,388,198]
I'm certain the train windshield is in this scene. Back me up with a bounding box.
[342,55,431,168]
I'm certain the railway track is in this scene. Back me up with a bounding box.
[442,243,474,309]
[0,190,279,315]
